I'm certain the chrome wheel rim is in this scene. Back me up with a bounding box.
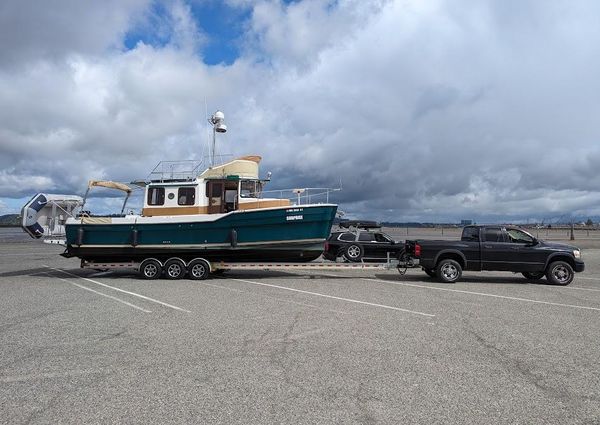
[552,265,570,283]
[441,264,458,280]
[167,264,182,278]
[347,246,361,258]
[191,264,205,278]
[144,264,158,278]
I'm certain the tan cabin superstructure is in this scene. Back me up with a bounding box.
[142,156,290,217]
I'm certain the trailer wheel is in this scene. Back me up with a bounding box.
[343,244,364,262]
[436,259,462,283]
[188,259,210,280]
[522,271,545,280]
[139,259,162,280]
[164,258,186,280]
[546,261,574,286]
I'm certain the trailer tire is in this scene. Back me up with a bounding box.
[436,259,462,283]
[546,261,574,286]
[164,258,186,280]
[188,259,210,280]
[139,259,162,280]
[343,244,364,262]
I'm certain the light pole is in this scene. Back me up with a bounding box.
[209,110,227,166]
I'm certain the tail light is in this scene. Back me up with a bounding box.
[415,243,421,257]
[324,241,329,251]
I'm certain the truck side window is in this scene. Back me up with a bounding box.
[461,227,479,241]
[507,229,534,244]
[484,227,503,242]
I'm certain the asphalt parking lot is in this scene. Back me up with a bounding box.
[1,233,600,424]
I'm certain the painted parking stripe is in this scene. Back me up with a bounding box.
[363,278,600,312]
[51,275,151,313]
[224,278,435,317]
[44,266,191,313]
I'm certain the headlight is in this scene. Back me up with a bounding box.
[573,249,581,259]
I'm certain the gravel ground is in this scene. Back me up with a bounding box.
[1,230,600,424]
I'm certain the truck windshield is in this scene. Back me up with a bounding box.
[461,227,479,241]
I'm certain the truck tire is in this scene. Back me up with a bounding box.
[522,271,545,280]
[343,244,364,262]
[164,258,186,280]
[139,258,162,280]
[437,259,462,283]
[188,259,210,280]
[545,261,574,286]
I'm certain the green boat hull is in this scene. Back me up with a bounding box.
[63,205,337,263]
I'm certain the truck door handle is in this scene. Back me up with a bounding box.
[484,245,492,249]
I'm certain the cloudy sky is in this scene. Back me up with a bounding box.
[1,0,599,223]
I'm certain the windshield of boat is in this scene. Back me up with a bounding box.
[240,180,262,198]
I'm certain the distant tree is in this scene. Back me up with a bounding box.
[586,218,594,227]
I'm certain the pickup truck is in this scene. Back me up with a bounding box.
[404,225,585,285]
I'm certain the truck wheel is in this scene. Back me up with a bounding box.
[522,271,545,280]
[546,261,574,286]
[139,259,162,280]
[423,268,436,278]
[164,258,186,280]
[343,244,364,262]
[437,259,462,283]
[188,259,210,280]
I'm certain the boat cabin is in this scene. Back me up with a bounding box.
[142,156,290,216]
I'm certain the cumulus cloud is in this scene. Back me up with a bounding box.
[1,0,599,223]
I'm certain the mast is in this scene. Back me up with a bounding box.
[209,110,227,166]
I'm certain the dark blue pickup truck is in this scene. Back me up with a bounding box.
[404,225,585,285]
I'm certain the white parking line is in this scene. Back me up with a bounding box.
[52,275,151,313]
[551,285,600,293]
[224,278,435,317]
[44,266,191,313]
[363,278,600,312]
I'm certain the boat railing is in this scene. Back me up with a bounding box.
[148,160,204,181]
[259,187,341,205]
[148,155,233,181]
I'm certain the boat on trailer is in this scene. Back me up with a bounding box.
[63,155,337,263]
[22,111,339,279]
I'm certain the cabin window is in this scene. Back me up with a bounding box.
[178,187,196,206]
[240,180,262,198]
[147,187,165,206]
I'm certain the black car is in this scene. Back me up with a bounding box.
[323,221,403,262]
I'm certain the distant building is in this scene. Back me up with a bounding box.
[460,219,473,226]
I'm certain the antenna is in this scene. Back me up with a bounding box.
[208,110,227,166]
